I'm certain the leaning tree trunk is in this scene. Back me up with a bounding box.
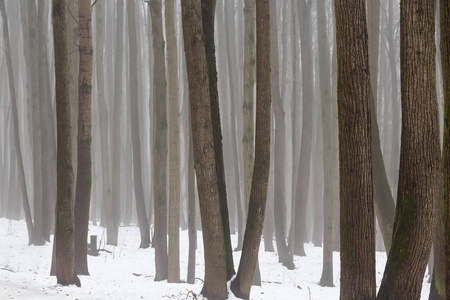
[377,1,440,299]
[201,0,235,280]
[0,0,34,245]
[335,0,376,298]
[181,0,228,298]
[165,0,181,282]
[74,0,93,276]
[230,0,271,298]
[52,0,80,287]
[148,0,168,281]
[443,0,450,298]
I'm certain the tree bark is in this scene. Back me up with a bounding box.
[201,0,235,280]
[52,0,80,287]
[165,0,181,282]
[181,1,228,298]
[230,0,271,298]
[148,0,168,281]
[335,0,376,298]
[74,0,93,276]
[377,1,440,299]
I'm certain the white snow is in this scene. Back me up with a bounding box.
[0,218,431,299]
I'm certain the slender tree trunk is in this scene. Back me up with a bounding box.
[127,0,150,249]
[165,0,181,282]
[377,1,440,299]
[0,0,34,245]
[317,0,333,286]
[108,0,123,246]
[443,0,450,296]
[148,0,168,281]
[270,0,294,270]
[293,0,313,256]
[187,113,196,284]
[335,0,376,298]
[201,0,235,280]
[52,0,80,287]
[182,1,228,298]
[74,0,93,276]
[242,0,256,259]
[38,0,56,242]
[230,1,271,298]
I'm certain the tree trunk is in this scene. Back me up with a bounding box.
[317,0,333,286]
[270,0,294,270]
[52,0,80,287]
[108,0,124,246]
[127,0,150,249]
[442,0,450,297]
[148,0,168,281]
[187,113,196,284]
[74,0,93,276]
[181,1,228,298]
[335,0,376,298]
[165,0,180,282]
[0,0,34,245]
[377,1,440,299]
[201,0,235,280]
[230,1,271,298]
[293,0,313,256]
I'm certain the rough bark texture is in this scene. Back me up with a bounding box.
[74,0,93,276]
[242,0,255,258]
[317,0,333,287]
[166,0,181,283]
[270,0,294,270]
[334,0,376,298]
[127,0,150,250]
[52,0,80,287]
[108,0,123,246]
[230,0,271,298]
[377,1,440,299]
[201,0,235,280]
[148,0,168,281]
[443,0,450,297]
[0,0,34,245]
[182,1,228,298]
[187,117,196,284]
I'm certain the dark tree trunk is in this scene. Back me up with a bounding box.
[182,0,228,298]
[335,0,376,298]
[201,0,235,280]
[443,0,450,297]
[148,0,168,281]
[187,115,196,284]
[377,1,440,299]
[230,0,271,298]
[74,0,93,276]
[52,0,80,287]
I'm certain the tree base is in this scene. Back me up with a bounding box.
[57,276,81,287]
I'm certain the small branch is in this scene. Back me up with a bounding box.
[92,0,98,7]
[66,1,80,26]
[186,289,199,300]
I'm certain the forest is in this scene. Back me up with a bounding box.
[0,0,449,299]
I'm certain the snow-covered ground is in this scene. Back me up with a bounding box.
[0,218,430,299]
